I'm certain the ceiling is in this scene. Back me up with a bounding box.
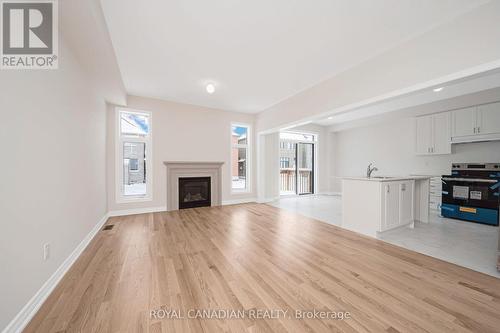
[310,69,500,131]
[100,0,487,113]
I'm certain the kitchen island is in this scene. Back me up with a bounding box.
[342,176,431,238]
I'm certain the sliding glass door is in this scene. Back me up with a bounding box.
[297,142,314,195]
[279,132,315,196]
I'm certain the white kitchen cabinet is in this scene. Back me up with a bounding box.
[381,180,414,232]
[342,177,426,238]
[382,182,400,230]
[399,181,414,226]
[432,112,452,154]
[415,113,451,155]
[415,116,433,155]
[451,107,476,137]
[451,103,500,143]
[477,102,500,135]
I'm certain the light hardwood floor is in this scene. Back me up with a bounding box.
[24,203,500,333]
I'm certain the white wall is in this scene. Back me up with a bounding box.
[332,117,500,192]
[0,39,122,330]
[258,132,280,201]
[107,95,257,212]
[327,131,337,192]
[0,1,126,330]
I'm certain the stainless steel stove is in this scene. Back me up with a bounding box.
[441,163,500,226]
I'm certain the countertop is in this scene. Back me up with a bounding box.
[342,175,433,182]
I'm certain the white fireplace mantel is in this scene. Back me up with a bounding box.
[164,161,224,211]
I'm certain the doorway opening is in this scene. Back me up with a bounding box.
[279,132,315,195]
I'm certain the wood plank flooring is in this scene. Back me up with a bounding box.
[24,203,500,333]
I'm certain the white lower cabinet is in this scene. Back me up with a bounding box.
[381,180,414,232]
[342,177,427,238]
[399,181,414,225]
[382,182,400,230]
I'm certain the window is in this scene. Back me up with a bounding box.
[231,124,250,191]
[279,132,316,142]
[116,109,152,202]
[128,158,139,171]
[120,112,149,136]
[280,157,290,168]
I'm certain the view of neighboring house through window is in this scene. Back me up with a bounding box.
[128,158,139,171]
[117,110,152,200]
[231,124,250,191]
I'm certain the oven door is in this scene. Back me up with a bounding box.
[442,177,499,209]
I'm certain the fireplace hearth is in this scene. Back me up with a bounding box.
[178,177,211,209]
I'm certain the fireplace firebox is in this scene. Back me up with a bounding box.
[178,177,211,209]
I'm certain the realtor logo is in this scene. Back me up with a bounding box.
[1,0,58,69]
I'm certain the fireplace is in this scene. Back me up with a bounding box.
[178,177,211,209]
[164,161,223,211]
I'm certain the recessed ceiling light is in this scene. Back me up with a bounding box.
[206,83,215,94]
[327,116,333,120]
[433,87,444,92]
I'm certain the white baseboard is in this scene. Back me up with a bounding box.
[2,214,109,333]
[318,191,342,196]
[107,206,166,217]
[256,196,280,203]
[221,198,257,206]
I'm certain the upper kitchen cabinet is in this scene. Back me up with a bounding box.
[415,116,432,155]
[477,102,500,135]
[451,107,476,137]
[415,112,451,155]
[433,112,452,154]
[451,103,500,143]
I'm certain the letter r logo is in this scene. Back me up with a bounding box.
[2,2,53,54]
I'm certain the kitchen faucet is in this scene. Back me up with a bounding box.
[367,163,378,178]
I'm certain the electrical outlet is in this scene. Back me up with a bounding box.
[43,243,50,261]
